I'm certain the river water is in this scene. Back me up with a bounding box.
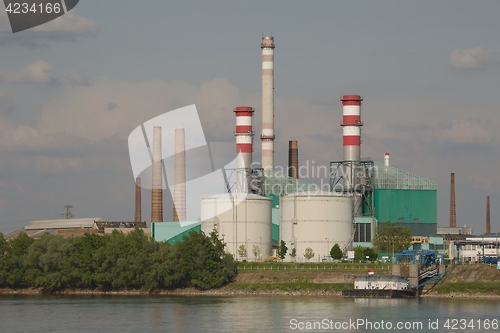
[1,295,499,333]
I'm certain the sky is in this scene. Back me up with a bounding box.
[0,0,499,235]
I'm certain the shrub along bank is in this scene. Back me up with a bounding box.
[0,230,235,291]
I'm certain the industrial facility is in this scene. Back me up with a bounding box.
[6,35,497,265]
[149,36,440,263]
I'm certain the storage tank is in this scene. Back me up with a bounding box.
[280,192,353,262]
[201,193,272,261]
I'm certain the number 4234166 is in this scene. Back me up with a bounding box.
[6,2,61,14]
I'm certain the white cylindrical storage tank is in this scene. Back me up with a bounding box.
[201,194,272,261]
[280,192,353,262]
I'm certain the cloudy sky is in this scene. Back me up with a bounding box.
[0,1,499,234]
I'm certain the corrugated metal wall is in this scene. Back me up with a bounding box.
[374,189,437,224]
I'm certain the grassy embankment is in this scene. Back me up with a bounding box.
[428,264,500,295]
[232,262,500,295]
[228,262,391,292]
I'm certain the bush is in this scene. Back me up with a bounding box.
[0,229,236,291]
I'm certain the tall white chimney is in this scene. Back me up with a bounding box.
[261,36,275,172]
[173,128,186,222]
[151,126,163,222]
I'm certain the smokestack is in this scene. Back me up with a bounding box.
[341,95,363,165]
[261,36,275,172]
[234,106,255,192]
[135,177,141,222]
[288,140,298,179]
[341,95,363,216]
[234,106,255,170]
[173,129,186,222]
[384,152,390,167]
[151,127,163,222]
[450,173,456,228]
[486,196,491,234]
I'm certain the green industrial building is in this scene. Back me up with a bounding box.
[373,162,437,236]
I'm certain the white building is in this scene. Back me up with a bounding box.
[455,235,500,262]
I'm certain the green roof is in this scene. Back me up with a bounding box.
[373,162,437,190]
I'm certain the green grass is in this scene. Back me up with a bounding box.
[224,282,347,292]
[236,262,391,273]
[433,282,500,295]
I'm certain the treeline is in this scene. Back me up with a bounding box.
[0,229,236,291]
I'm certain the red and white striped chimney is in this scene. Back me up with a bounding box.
[341,95,363,215]
[341,95,363,166]
[261,36,275,172]
[234,106,255,171]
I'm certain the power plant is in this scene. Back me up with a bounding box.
[147,35,440,262]
[3,36,498,268]
[6,34,495,265]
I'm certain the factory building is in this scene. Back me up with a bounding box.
[149,35,439,262]
[373,162,438,236]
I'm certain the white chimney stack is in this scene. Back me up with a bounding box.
[384,152,390,167]
[151,127,163,222]
[173,128,186,222]
[261,36,275,172]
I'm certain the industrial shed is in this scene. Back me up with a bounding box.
[5,218,149,239]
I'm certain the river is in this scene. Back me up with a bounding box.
[1,295,499,332]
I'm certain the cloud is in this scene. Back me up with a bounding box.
[62,70,93,86]
[1,60,54,83]
[368,118,496,154]
[107,102,118,110]
[448,47,500,70]
[1,61,94,86]
[31,12,98,35]
[0,90,15,115]
[0,77,244,174]
[0,12,98,47]
[437,118,495,149]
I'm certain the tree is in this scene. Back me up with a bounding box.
[237,244,247,259]
[0,229,237,291]
[354,246,364,261]
[252,245,260,261]
[304,247,315,261]
[330,243,343,260]
[175,230,236,289]
[372,222,412,253]
[289,248,297,262]
[363,247,378,262]
[3,232,34,287]
[278,240,288,261]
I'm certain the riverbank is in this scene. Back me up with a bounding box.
[2,265,500,298]
[0,287,500,299]
[0,286,343,297]
[2,282,500,298]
